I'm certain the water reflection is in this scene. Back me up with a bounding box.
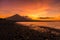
[16,22,60,29]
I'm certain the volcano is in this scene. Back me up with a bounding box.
[6,14,32,22]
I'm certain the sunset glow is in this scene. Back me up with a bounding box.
[0,0,60,20]
[0,0,60,40]
[27,14,39,20]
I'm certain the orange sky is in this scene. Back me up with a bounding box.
[0,0,60,20]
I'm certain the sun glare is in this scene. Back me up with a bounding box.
[27,14,39,20]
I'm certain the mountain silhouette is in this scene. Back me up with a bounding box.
[6,14,32,22]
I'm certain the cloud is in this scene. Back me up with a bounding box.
[48,0,60,7]
[0,0,60,17]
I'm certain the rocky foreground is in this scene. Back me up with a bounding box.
[0,19,60,40]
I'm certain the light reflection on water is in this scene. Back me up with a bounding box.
[16,22,60,29]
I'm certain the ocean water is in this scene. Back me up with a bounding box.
[16,22,60,29]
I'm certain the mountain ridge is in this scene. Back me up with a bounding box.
[6,14,32,21]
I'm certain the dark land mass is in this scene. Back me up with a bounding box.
[6,14,32,22]
[15,20,60,22]
[0,18,60,40]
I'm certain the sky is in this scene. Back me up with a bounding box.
[0,0,60,18]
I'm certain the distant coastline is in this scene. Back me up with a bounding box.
[15,20,60,22]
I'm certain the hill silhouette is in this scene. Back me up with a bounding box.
[6,14,32,22]
[0,18,60,40]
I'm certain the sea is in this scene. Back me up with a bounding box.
[16,22,60,29]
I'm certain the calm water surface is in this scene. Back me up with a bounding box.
[16,22,60,29]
